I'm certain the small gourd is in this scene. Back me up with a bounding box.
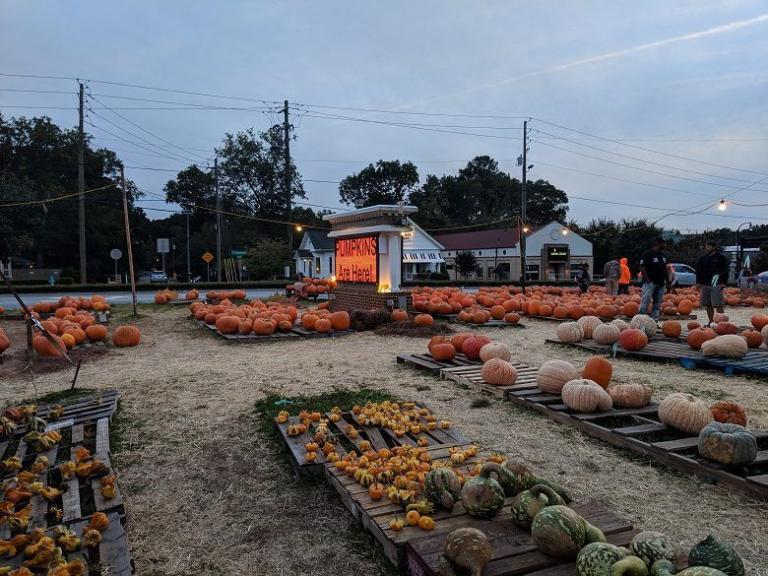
[481,461,520,496]
[651,559,727,576]
[460,463,506,518]
[424,467,462,511]
[698,423,757,467]
[443,527,493,576]
[630,531,677,568]
[510,484,564,529]
[688,534,744,576]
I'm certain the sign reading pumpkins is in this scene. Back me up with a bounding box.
[335,236,378,284]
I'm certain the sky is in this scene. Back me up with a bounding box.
[2,0,768,233]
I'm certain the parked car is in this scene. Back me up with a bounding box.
[670,263,696,286]
[150,270,168,283]
[753,271,768,285]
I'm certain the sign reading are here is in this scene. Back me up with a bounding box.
[335,236,378,284]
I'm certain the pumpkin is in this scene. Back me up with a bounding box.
[701,335,748,359]
[688,534,745,576]
[619,328,648,351]
[556,322,583,343]
[424,467,462,511]
[658,393,713,434]
[33,334,66,357]
[592,323,620,345]
[443,527,493,576]
[85,324,107,342]
[154,293,168,304]
[651,559,728,576]
[0,332,9,353]
[687,321,701,330]
[61,333,76,349]
[329,311,350,331]
[418,515,435,531]
[414,314,434,327]
[315,318,332,333]
[678,299,694,314]
[710,401,747,426]
[750,313,768,331]
[531,505,604,558]
[577,543,647,576]
[112,325,141,347]
[536,360,578,394]
[504,312,521,324]
[661,322,681,338]
[450,333,474,353]
[576,315,602,339]
[253,319,275,335]
[582,356,612,388]
[562,379,613,412]
[607,383,653,408]
[460,463,505,518]
[482,461,533,497]
[688,327,717,350]
[740,329,762,349]
[630,531,677,568]
[611,318,629,332]
[481,358,518,386]
[462,335,492,361]
[510,484,564,528]
[431,342,456,362]
[698,422,757,466]
[623,302,640,317]
[215,315,239,334]
[479,341,511,362]
[391,309,408,322]
[630,314,657,338]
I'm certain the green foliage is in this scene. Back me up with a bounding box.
[454,250,478,279]
[339,160,419,207]
[245,237,288,279]
[575,218,663,274]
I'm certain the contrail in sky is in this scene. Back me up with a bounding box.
[401,12,768,109]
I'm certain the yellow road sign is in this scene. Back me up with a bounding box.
[202,251,214,264]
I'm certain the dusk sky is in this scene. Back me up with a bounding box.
[2,0,767,232]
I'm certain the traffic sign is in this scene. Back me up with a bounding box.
[157,238,170,254]
[202,251,214,264]
[110,249,122,260]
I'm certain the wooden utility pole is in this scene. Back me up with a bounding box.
[78,82,87,283]
[215,157,222,281]
[120,166,138,316]
[283,100,293,278]
[520,120,528,294]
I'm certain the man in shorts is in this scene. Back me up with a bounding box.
[696,242,729,324]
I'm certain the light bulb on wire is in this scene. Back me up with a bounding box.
[717,199,727,212]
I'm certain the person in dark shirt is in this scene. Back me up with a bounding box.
[639,237,668,319]
[696,242,729,324]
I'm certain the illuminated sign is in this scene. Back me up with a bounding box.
[547,246,569,262]
[335,236,378,284]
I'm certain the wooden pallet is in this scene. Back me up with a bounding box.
[546,337,768,377]
[431,314,525,328]
[197,320,353,341]
[405,501,638,576]
[505,386,768,500]
[526,313,697,322]
[440,361,538,398]
[275,406,469,478]
[396,352,480,375]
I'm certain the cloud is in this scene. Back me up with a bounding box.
[401,12,768,109]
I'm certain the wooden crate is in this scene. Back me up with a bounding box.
[405,501,638,576]
[505,386,768,500]
[397,352,480,375]
[440,361,538,398]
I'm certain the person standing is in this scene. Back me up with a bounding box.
[696,241,729,324]
[603,258,620,296]
[639,238,668,319]
[618,257,631,295]
[575,263,590,294]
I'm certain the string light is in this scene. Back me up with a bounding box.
[717,199,727,212]
[295,225,303,232]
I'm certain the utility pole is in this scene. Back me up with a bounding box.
[520,120,528,294]
[120,166,137,316]
[78,82,86,283]
[186,211,191,281]
[283,100,293,278]
[215,157,222,282]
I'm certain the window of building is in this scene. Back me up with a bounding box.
[329,257,333,274]
[502,250,507,255]
[315,258,321,274]
[525,264,540,282]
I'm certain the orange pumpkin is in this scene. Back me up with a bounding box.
[582,356,612,389]
[391,309,408,322]
[61,333,76,349]
[710,401,747,426]
[414,314,434,327]
[112,325,141,347]
[619,328,648,351]
[661,322,681,338]
[315,318,332,333]
[687,327,715,350]
[33,334,66,357]
[741,329,762,349]
[622,302,640,317]
[431,343,456,362]
[215,315,240,335]
[329,311,350,331]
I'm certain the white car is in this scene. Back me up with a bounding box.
[671,263,696,286]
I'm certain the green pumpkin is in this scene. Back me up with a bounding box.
[511,484,565,529]
[527,477,572,503]
[697,423,757,467]
[585,521,608,544]
[651,559,728,576]
[483,461,522,496]
[501,460,536,493]
[531,505,596,558]
[631,531,677,568]
[688,535,744,576]
[461,463,505,519]
[424,467,462,511]
[577,543,629,575]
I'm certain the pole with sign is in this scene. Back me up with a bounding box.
[202,251,214,282]
[110,248,122,283]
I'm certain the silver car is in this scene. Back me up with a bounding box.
[671,263,696,286]
[150,270,168,283]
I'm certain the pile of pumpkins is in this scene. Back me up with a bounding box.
[32,319,141,356]
[28,295,111,315]
[556,312,768,359]
[205,289,247,302]
[154,288,200,304]
[285,277,336,298]
[427,334,519,386]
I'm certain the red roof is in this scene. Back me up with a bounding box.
[434,227,524,250]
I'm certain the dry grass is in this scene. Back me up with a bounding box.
[1,305,767,575]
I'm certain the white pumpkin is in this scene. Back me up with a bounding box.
[556,322,583,343]
[576,316,602,339]
[700,334,748,359]
[611,319,629,332]
[658,393,713,434]
[630,314,657,338]
[592,323,620,345]
[561,379,613,412]
[479,341,512,363]
[536,359,579,394]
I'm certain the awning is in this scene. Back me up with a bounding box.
[403,250,444,263]
[296,249,313,258]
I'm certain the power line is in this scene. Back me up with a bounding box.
[86,120,200,165]
[0,182,117,208]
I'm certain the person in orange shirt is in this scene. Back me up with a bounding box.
[618,257,631,295]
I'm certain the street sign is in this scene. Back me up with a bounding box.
[202,251,214,264]
[109,249,122,260]
[231,250,247,259]
[157,238,170,254]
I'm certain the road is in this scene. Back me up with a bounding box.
[0,288,291,310]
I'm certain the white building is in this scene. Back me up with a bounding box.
[435,221,593,282]
[294,213,445,281]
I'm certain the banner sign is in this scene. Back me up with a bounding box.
[335,236,378,284]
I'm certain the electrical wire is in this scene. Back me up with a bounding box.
[0,183,117,208]
[86,118,197,165]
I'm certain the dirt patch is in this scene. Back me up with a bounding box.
[1,305,766,575]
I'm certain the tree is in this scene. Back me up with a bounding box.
[575,218,620,272]
[455,250,478,279]
[339,160,419,207]
[245,238,288,279]
[614,219,664,274]
[164,165,216,214]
